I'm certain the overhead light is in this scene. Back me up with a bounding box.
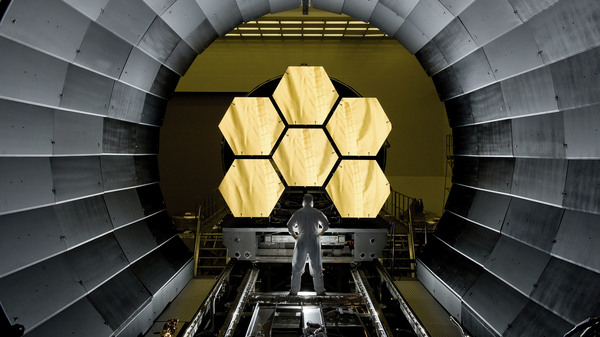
[304,20,324,24]
[348,21,366,24]
[282,27,300,30]
[242,33,261,37]
[238,27,258,30]
[325,27,344,30]
[225,33,240,37]
[283,33,302,37]
[326,21,347,24]
[263,33,282,37]
[346,27,367,30]
[281,21,302,24]
[261,27,280,30]
[303,33,322,37]
[303,27,322,30]
[259,20,279,24]
[324,34,343,37]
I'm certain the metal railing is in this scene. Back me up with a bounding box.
[382,189,417,278]
[194,189,227,224]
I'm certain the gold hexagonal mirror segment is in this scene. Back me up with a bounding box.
[273,128,338,187]
[325,160,390,218]
[218,97,284,155]
[272,66,339,125]
[327,98,392,156]
[218,159,284,217]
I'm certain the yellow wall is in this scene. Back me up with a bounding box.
[173,38,451,215]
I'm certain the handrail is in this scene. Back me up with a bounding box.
[194,188,227,224]
[383,188,419,277]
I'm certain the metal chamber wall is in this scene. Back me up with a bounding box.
[0,0,598,336]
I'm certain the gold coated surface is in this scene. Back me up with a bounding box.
[327,97,392,156]
[273,128,338,187]
[272,66,339,125]
[218,97,284,155]
[325,160,390,218]
[218,159,284,217]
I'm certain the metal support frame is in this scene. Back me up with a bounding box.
[220,266,260,337]
[350,267,391,337]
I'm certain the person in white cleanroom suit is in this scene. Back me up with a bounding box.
[287,194,329,296]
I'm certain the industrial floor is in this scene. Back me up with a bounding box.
[145,275,463,337]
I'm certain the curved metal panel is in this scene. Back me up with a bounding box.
[432,66,463,100]
[53,111,103,155]
[0,37,68,107]
[551,47,600,111]
[468,190,511,231]
[50,156,103,202]
[563,104,600,159]
[507,0,559,23]
[501,66,557,117]
[562,160,600,214]
[144,0,178,15]
[463,272,528,335]
[459,0,521,47]
[435,212,500,265]
[503,300,573,337]
[25,297,113,337]
[87,268,152,330]
[63,0,111,20]
[59,65,114,116]
[0,254,86,331]
[452,155,478,186]
[444,183,476,217]
[131,247,175,294]
[0,0,90,62]
[54,196,113,248]
[269,0,300,14]
[0,157,54,214]
[120,47,162,93]
[102,118,137,154]
[166,39,198,76]
[185,18,218,53]
[511,158,567,206]
[394,17,430,53]
[197,0,243,37]
[75,22,132,79]
[415,40,448,76]
[341,0,377,22]
[418,237,484,297]
[100,156,137,191]
[134,155,160,184]
[161,0,206,39]
[470,83,508,124]
[379,0,419,18]
[531,257,600,325]
[483,24,543,81]
[142,94,168,126]
[445,95,474,127]
[453,48,496,94]
[137,184,166,216]
[138,17,181,64]
[114,220,158,263]
[104,189,144,229]
[108,82,146,123]
[484,236,551,295]
[437,0,474,16]
[511,111,566,158]
[553,210,600,273]
[434,18,477,70]
[96,0,157,45]
[369,2,405,36]
[312,0,345,14]
[0,206,65,278]
[161,236,192,269]
[476,120,512,156]
[406,0,454,40]
[145,211,176,244]
[236,0,270,22]
[501,197,564,252]
[65,234,129,292]
[135,125,160,154]
[0,99,54,156]
[452,125,477,155]
[477,157,514,193]
[461,304,500,337]
[528,0,600,64]
[150,65,180,98]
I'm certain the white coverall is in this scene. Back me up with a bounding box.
[287,195,329,294]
